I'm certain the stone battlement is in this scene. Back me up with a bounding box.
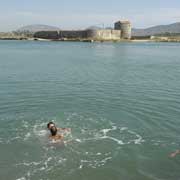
[34,20,131,41]
[34,29,122,41]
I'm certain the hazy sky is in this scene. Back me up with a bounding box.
[0,0,180,31]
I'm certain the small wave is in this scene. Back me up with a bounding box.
[75,125,144,146]
[100,125,117,135]
[127,130,145,145]
[75,138,82,142]
[11,115,145,179]
[16,177,26,180]
[24,132,31,141]
[15,156,67,179]
[16,161,42,167]
[66,120,145,170]
[79,156,113,169]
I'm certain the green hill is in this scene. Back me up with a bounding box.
[132,22,180,36]
[17,24,60,32]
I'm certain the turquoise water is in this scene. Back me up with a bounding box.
[0,40,180,180]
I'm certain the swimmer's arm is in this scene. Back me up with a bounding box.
[49,134,64,140]
[170,150,180,158]
[56,134,64,140]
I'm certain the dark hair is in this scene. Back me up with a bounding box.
[47,122,55,129]
[50,126,57,136]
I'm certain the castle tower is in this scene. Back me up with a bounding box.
[114,20,131,39]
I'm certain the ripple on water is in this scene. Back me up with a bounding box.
[9,113,146,179]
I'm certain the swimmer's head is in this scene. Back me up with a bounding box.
[47,122,57,136]
[47,122,55,129]
[50,126,57,136]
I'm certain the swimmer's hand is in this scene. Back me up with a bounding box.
[170,150,180,158]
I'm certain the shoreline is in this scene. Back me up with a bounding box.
[0,37,180,43]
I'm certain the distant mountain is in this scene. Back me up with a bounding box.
[105,27,113,30]
[16,24,60,32]
[132,22,180,36]
[86,26,103,30]
[15,22,180,36]
[86,26,114,30]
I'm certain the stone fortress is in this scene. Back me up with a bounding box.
[34,20,131,41]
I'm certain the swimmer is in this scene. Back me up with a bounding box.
[170,150,180,158]
[47,122,71,141]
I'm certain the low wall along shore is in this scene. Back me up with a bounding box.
[34,29,122,41]
[87,29,121,40]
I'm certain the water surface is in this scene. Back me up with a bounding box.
[0,41,180,180]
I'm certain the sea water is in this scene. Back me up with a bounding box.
[0,40,180,180]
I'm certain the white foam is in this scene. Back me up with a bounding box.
[100,126,117,135]
[128,130,145,145]
[39,167,46,171]
[16,177,26,180]
[79,155,112,169]
[100,129,112,134]
[47,157,52,162]
[24,132,31,140]
[81,134,124,145]
[101,156,112,163]
[58,158,66,163]
[120,127,128,131]
[16,161,42,167]
[134,134,144,144]
[105,136,124,145]
[78,125,145,146]
[22,120,29,128]
[75,139,82,142]
[105,152,111,156]
[81,160,90,163]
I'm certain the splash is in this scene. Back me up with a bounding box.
[11,114,145,179]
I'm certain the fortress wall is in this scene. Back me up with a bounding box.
[59,30,87,39]
[86,29,121,40]
[86,29,97,38]
[109,30,121,39]
[34,29,122,40]
[59,29,121,40]
[33,19,131,41]
[34,31,59,39]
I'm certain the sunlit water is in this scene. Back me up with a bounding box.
[0,40,180,180]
